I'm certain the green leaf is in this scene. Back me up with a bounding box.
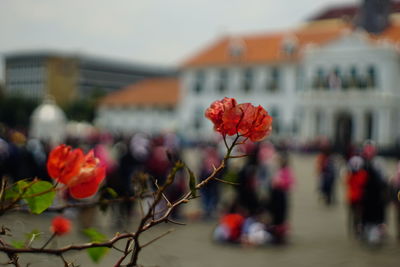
[4,180,28,200]
[83,228,108,263]
[186,167,197,198]
[82,228,106,242]
[22,181,56,214]
[87,247,108,263]
[105,187,118,198]
[11,240,25,249]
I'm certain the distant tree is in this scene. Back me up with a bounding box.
[0,95,39,129]
[63,87,106,122]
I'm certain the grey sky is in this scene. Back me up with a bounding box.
[0,0,358,81]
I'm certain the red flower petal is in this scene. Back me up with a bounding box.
[47,145,84,184]
[69,165,106,199]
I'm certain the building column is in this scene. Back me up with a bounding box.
[301,107,316,141]
[324,108,334,140]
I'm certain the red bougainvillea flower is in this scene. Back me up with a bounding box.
[205,98,273,142]
[51,216,71,236]
[47,145,106,199]
[236,103,273,142]
[205,97,237,134]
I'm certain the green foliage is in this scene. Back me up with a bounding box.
[11,240,25,249]
[4,180,55,214]
[22,181,56,214]
[63,99,95,122]
[105,187,118,199]
[83,228,108,263]
[0,95,39,128]
[63,88,106,122]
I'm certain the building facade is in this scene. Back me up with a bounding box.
[177,16,400,148]
[4,52,172,106]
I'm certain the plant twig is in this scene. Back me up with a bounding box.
[213,177,239,186]
[141,229,174,248]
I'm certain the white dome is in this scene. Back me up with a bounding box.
[31,98,66,123]
[30,97,66,145]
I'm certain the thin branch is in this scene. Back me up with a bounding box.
[141,229,174,249]
[227,154,248,159]
[0,232,137,255]
[40,234,55,249]
[167,218,186,226]
[213,177,239,186]
[112,245,126,254]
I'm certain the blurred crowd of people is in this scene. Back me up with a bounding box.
[316,140,400,246]
[1,123,400,247]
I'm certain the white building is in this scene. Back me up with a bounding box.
[96,77,179,135]
[177,16,400,148]
[96,1,400,149]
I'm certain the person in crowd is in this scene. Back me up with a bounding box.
[316,143,337,205]
[199,145,221,219]
[389,161,400,241]
[345,155,367,238]
[236,152,260,216]
[360,142,388,245]
[268,152,295,243]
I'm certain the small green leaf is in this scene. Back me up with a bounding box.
[87,247,108,263]
[186,167,197,198]
[83,228,108,263]
[82,228,106,242]
[105,187,118,198]
[4,180,28,200]
[11,240,25,249]
[22,181,56,214]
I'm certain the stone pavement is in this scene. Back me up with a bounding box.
[1,153,400,267]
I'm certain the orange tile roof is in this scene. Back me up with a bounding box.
[99,77,179,107]
[182,19,400,67]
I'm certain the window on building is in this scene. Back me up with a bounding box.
[349,66,359,88]
[243,68,253,93]
[367,65,376,88]
[268,67,280,92]
[365,111,374,140]
[327,67,342,90]
[218,69,228,93]
[313,67,325,89]
[194,70,205,94]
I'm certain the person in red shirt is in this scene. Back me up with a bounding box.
[346,156,368,238]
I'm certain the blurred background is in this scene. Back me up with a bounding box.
[1,0,400,266]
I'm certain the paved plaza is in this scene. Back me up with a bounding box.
[1,153,400,267]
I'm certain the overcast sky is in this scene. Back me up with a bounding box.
[0,0,358,81]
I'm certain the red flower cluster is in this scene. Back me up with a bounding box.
[51,216,71,236]
[205,97,273,142]
[47,144,106,199]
